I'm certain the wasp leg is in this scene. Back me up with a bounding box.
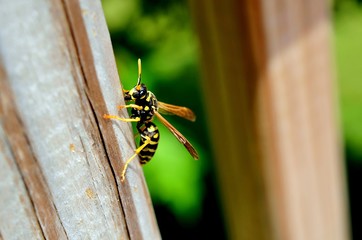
[117,104,143,110]
[123,89,132,102]
[121,136,151,182]
[103,114,140,122]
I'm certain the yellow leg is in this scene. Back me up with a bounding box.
[117,104,143,110]
[123,89,132,102]
[121,137,151,182]
[103,114,140,122]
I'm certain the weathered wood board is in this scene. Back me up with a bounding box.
[0,0,161,239]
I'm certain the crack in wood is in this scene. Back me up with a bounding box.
[0,64,69,239]
[59,0,134,239]
[2,128,46,240]
[82,90,131,239]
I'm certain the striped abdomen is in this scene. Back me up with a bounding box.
[138,122,159,164]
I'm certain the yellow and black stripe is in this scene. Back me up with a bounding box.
[131,91,158,122]
[138,122,160,164]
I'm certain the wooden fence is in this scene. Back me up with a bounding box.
[190,0,350,239]
[0,1,160,239]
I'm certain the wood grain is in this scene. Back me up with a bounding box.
[0,63,67,239]
[0,0,160,239]
[190,0,349,239]
[0,118,44,240]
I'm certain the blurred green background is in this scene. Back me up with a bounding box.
[102,0,362,238]
[334,1,362,239]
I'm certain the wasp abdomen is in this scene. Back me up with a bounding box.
[138,122,160,164]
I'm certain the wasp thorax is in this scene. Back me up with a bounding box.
[130,83,147,100]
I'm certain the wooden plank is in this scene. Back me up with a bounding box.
[0,0,160,239]
[0,122,44,240]
[0,63,67,239]
[189,0,349,239]
[62,0,160,238]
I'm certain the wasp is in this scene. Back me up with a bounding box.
[104,59,199,181]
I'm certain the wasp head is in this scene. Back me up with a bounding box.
[124,58,147,100]
[129,83,147,100]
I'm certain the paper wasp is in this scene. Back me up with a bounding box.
[104,59,199,181]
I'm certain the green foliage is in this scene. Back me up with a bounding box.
[334,1,362,160]
[102,0,139,32]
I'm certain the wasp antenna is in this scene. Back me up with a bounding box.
[137,58,142,85]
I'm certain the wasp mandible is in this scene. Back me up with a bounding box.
[104,59,199,181]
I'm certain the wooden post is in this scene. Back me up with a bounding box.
[190,0,350,239]
[0,0,161,239]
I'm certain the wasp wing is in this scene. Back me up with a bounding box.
[155,111,199,160]
[157,101,196,122]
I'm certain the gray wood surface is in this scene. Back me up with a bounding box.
[0,0,160,239]
[0,124,45,240]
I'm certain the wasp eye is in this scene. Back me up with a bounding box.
[139,84,147,97]
[130,84,147,99]
[132,91,140,98]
